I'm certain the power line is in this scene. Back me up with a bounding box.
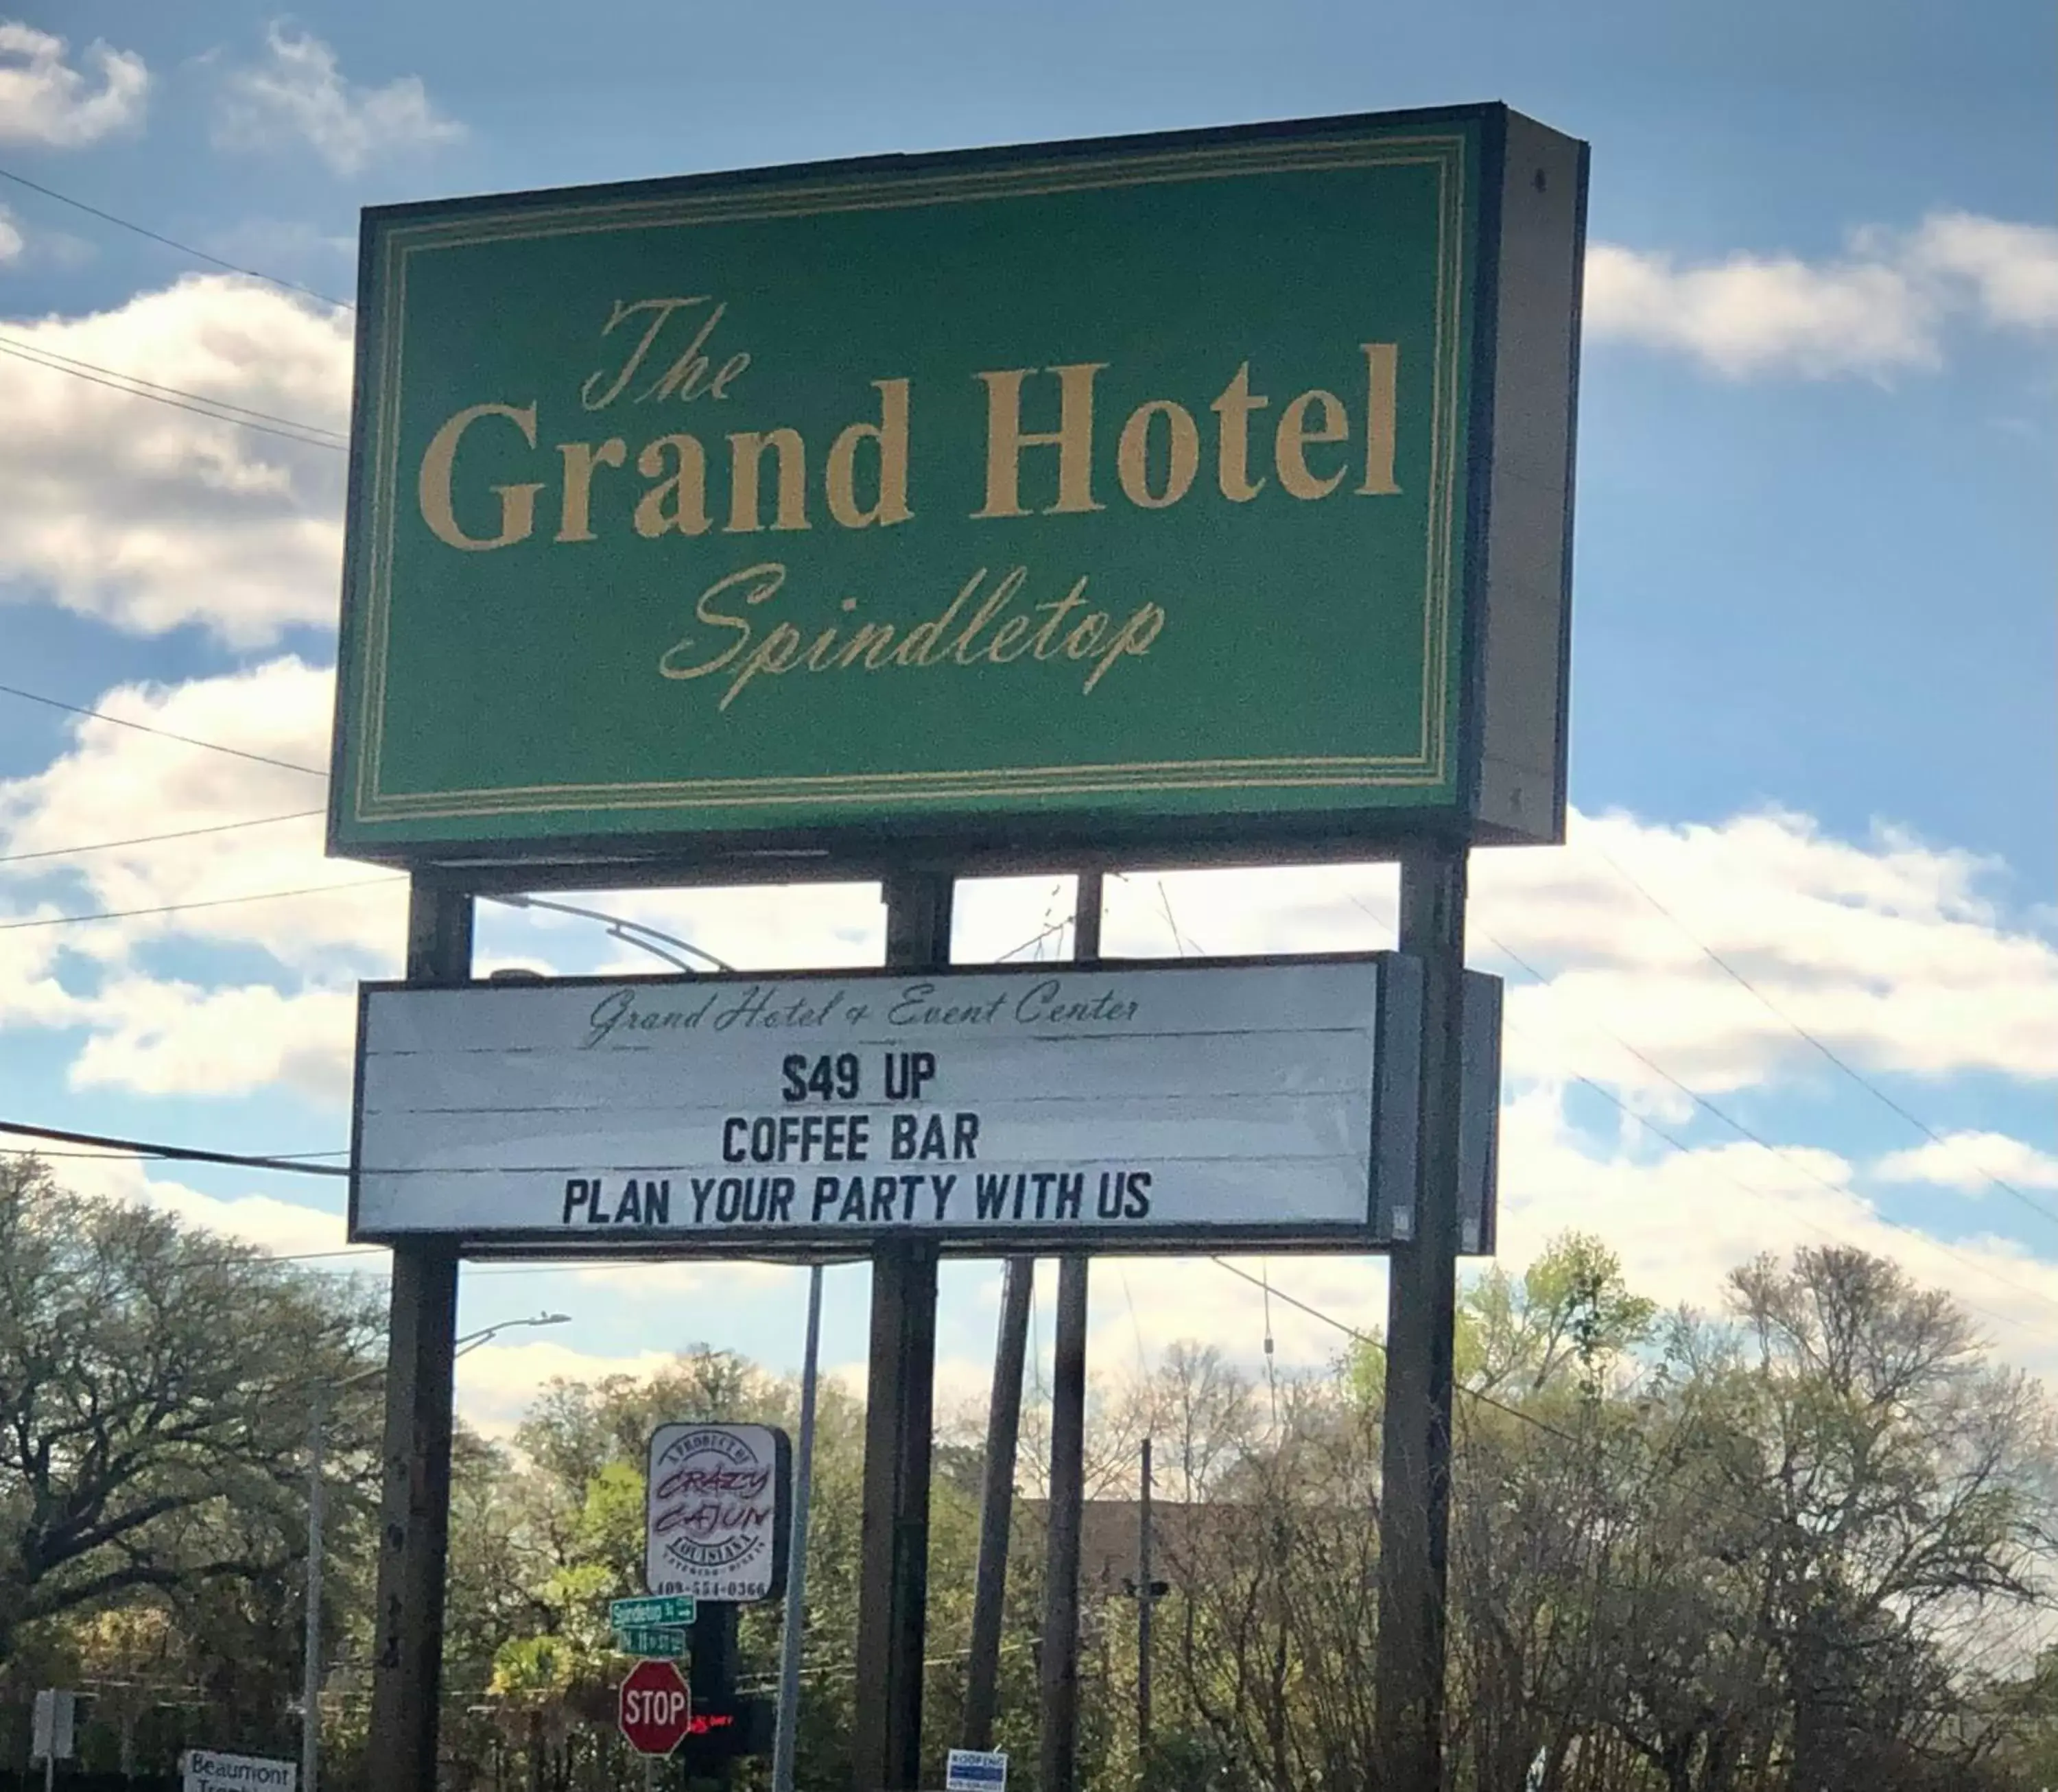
[0,874,401,932]
[0,1118,348,1177]
[0,338,348,450]
[1586,838,2058,1229]
[1211,1258,1588,1452]
[0,810,323,869]
[0,682,327,776]
[0,163,355,310]
[1,1144,346,1163]
[0,333,348,445]
[1206,1258,1870,1543]
[1342,889,2058,1334]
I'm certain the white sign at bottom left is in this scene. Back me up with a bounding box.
[182,1750,298,1791]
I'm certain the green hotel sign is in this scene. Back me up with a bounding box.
[329,104,1585,873]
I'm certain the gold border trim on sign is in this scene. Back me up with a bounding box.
[351,132,1469,827]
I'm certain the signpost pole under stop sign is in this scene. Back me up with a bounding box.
[619,1658,694,1758]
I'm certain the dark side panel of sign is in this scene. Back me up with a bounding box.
[329,104,1584,871]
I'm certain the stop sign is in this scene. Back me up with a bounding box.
[618,1658,693,1758]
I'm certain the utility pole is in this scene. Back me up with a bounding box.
[852,871,952,1792]
[1137,1436,1154,1763]
[962,1254,1034,1749]
[302,1382,327,1792]
[1039,871,1101,1792]
[1373,842,1468,1791]
[307,1318,559,1792]
[772,1262,825,1792]
[366,882,471,1792]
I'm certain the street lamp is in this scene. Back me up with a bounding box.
[484,895,831,1792]
[302,1312,570,1792]
[482,893,735,974]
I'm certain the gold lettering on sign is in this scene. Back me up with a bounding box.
[555,438,626,543]
[888,570,983,667]
[655,563,1164,710]
[1116,401,1200,510]
[825,379,913,529]
[657,561,788,684]
[581,298,747,410]
[1358,343,1401,495]
[633,435,713,538]
[418,313,1410,561]
[418,402,543,550]
[726,429,810,534]
[972,364,1107,519]
[1275,388,1349,499]
[1209,362,1269,502]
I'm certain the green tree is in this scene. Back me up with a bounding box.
[0,1157,383,1669]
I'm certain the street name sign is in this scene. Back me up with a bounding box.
[181,1752,296,1791]
[646,1423,792,1602]
[610,1594,697,1628]
[329,104,1584,877]
[614,1624,689,1660]
[348,955,1490,1255]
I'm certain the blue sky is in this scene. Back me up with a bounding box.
[0,0,2053,1430]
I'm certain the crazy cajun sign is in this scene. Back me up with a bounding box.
[346,956,1439,1255]
[646,1424,792,1603]
[329,104,1586,872]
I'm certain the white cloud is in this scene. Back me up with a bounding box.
[3,664,2056,1383]
[1876,1131,2058,1196]
[1490,1089,2058,1367]
[6,675,2055,1127]
[1586,211,2058,379]
[70,979,357,1100]
[0,657,396,966]
[1585,240,1937,380]
[0,274,351,643]
[993,812,2058,1103]
[0,20,147,148]
[0,658,405,1103]
[456,1339,678,1439]
[0,204,21,263]
[215,24,463,176]
[145,1179,352,1257]
[1904,211,2058,331]
[34,1150,357,1260]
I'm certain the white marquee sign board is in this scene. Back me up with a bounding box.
[350,956,1450,1255]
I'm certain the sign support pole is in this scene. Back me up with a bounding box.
[1039,1258,1089,1792]
[1373,842,1467,1790]
[852,871,953,1792]
[1137,1435,1154,1760]
[366,882,471,1792]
